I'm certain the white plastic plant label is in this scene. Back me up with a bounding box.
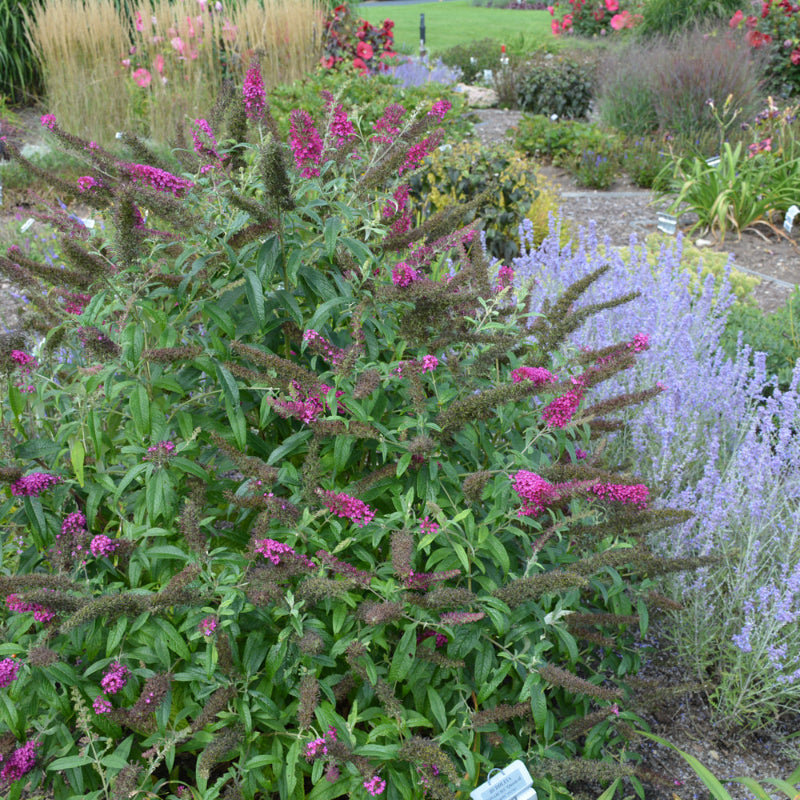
[20,218,35,233]
[470,761,536,800]
[784,204,799,233]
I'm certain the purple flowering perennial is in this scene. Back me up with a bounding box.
[121,162,194,197]
[289,110,324,178]
[512,215,800,713]
[11,472,62,497]
[0,658,20,688]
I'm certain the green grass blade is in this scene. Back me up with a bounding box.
[729,777,775,800]
[636,732,733,800]
[594,777,621,800]
[763,778,800,798]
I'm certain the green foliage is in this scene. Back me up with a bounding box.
[0,0,43,101]
[731,0,800,97]
[515,55,593,119]
[358,2,553,54]
[721,289,800,391]
[514,114,624,167]
[636,0,742,38]
[0,72,686,800]
[569,148,621,189]
[621,137,671,190]
[268,70,472,138]
[436,38,504,84]
[407,139,541,261]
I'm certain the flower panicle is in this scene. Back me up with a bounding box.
[538,662,624,701]
[493,571,589,608]
[472,702,532,728]
[316,550,374,586]
[191,685,237,733]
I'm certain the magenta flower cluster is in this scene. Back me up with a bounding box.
[101,662,128,694]
[121,162,194,197]
[63,292,92,315]
[272,381,343,424]
[511,366,557,386]
[93,696,113,714]
[145,440,176,462]
[391,261,421,287]
[542,378,586,427]
[6,593,55,623]
[428,99,452,120]
[0,657,20,688]
[496,264,515,291]
[0,740,39,782]
[303,329,345,366]
[289,110,324,178]
[590,482,649,508]
[372,103,405,144]
[418,630,448,648]
[10,472,62,497]
[40,114,56,129]
[199,616,217,636]
[77,176,98,192]
[363,775,386,797]
[512,470,558,517]
[191,118,222,164]
[254,538,314,568]
[419,516,439,534]
[242,64,266,119]
[305,726,338,760]
[90,534,118,558]
[327,103,356,148]
[318,490,376,527]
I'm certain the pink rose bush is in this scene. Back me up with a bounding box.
[549,0,643,36]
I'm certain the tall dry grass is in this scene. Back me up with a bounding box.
[232,0,323,89]
[27,0,324,147]
[25,0,134,146]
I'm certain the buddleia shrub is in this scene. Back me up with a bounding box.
[0,65,697,800]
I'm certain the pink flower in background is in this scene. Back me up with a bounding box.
[132,68,152,87]
[428,99,451,120]
[77,176,97,192]
[562,13,573,29]
[605,0,618,10]
[729,9,744,27]
[356,41,373,60]
[551,19,561,34]
[171,36,186,55]
[610,10,632,29]
[154,54,165,74]
[40,114,56,129]
[135,10,144,31]
[121,58,131,67]
[221,20,237,42]
[352,57,368,75]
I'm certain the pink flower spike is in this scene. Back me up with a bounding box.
[391,261,420,287]
[0,658,20,688]
[512,470,558,517]
[243,62,266,119]
[90,534,118,558]
[428,99,451,120]
[318,490,376,527]
[101,662,128,694]
[290,110,323,177]
[40,114,56,129]
[132,68,152,87]
[364,776,386,796]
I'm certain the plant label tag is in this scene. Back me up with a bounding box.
[657,212,677,235]
[78,218,95,229]
[784,204,799,233]
[20,218,35,233]
[470,761,536,800]
[706,156,721,167]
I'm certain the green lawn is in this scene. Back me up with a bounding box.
[359,1,553,55]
